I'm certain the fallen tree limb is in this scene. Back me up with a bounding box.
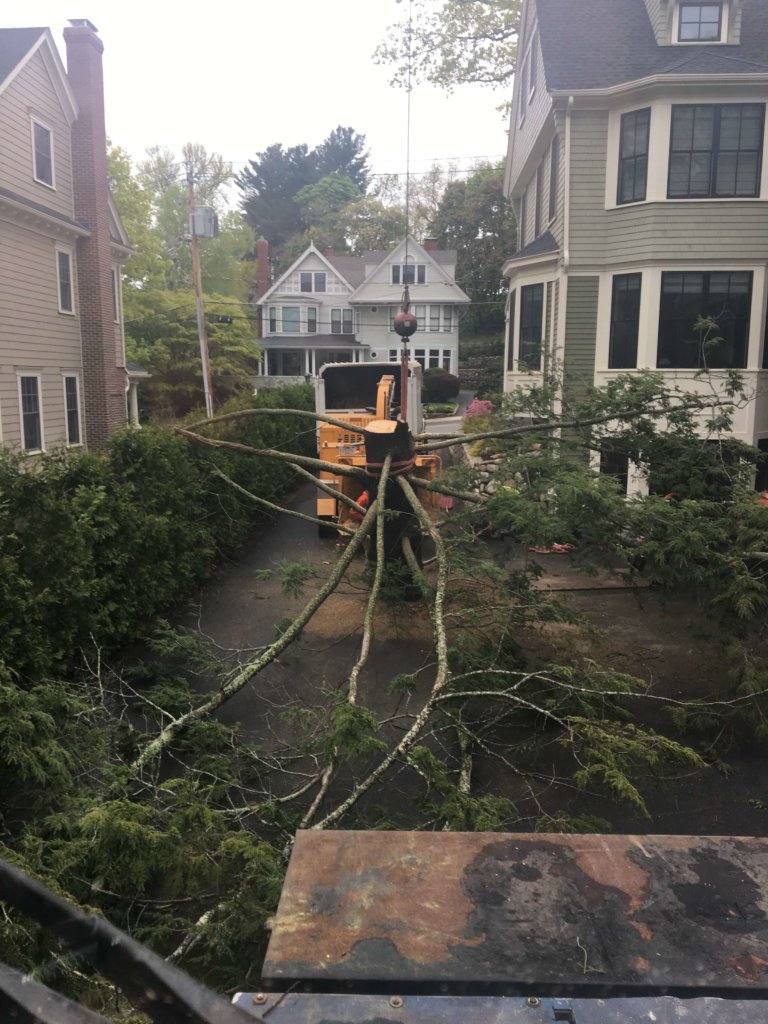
[130,498,378,772]
[210,466,355,535]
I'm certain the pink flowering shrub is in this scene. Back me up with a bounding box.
[465,398,494,419]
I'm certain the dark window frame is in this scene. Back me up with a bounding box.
[618,108,651,205]
[549,136,559,221]
[19,375,43,451]
[64,375,81,446]
[657,270,753,369]
[678,2,723,42]
[668,103,764,199]
[609,274,642,369]
[57,250,73,313]
[507,290,517,371]
[32,121,53,187]
[519,283,544,371]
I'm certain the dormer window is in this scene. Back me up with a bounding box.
[678,3,722,42]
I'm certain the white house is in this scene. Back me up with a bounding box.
[254,237,469,384]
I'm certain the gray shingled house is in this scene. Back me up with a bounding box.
[503,0,768,492]
[0,22,135,453]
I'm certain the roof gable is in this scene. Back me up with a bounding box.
[0,28,78,123]
[349,235,470,305]
[257,244,355,304]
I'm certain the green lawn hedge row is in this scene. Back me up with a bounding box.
[0,384,314,685]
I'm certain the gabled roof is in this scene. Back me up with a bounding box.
[349,236,470,305]
[0,27,44,85]
[258,244,354,304]
[325,253,366,288]
[0,27,78,122]
[259,239,468,306]
[536,0,768,91]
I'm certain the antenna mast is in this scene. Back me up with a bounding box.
[393,0,417,423]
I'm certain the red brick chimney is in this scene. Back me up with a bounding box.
[423,238,439,252]
[64,19,126,450]
[324,246,334,258]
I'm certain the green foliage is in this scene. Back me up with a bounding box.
[376,0,521,90]
[326,703,386,760]
[124,288,259,420]
[423,368,460,401]
[431,162,516,334]
[0,385,314,689]
[237,127,371,264]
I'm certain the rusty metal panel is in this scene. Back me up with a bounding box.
[262,832,768,997]
[233,991,765,1023]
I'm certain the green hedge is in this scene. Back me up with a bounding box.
[0,384,314,685]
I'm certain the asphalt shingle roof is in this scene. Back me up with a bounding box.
[537,0,768,91]
[507,230,559,262]
[0,27,44,86]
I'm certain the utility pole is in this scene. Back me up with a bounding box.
[187,175,214,419]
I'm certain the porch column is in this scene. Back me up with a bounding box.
[128,381,140,427]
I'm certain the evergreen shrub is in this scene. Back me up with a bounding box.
[0,384,314,685]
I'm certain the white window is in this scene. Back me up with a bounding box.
[389,305,453,332]
[282,306,300,332]
[300,271,327,292]
[307,306,318,333]
[32,120,54,187]
[57,249,74,314]
[63,375,82,446]
[18,375,43,452]
[331,308,354,334]
[269,306,277,332]
[392,263,426,285]
[679,2,723,41]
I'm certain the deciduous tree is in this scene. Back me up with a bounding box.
[376,0,522,91]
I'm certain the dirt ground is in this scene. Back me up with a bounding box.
[485,548,768,837]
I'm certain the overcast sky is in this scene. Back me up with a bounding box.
[4,0,510,189]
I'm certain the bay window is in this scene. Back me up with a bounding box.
[657,270,752,368]
[609,274,642,368]
[519,284,544,370]
[668,104,764,199]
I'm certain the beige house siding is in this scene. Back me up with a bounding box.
[0,218,84,449]
[0,49,74,219]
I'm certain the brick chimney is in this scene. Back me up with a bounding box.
[64,19,127,450]
[324,246,334,258]
[423,238,439,252]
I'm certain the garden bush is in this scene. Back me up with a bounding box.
[423,368,460,402]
